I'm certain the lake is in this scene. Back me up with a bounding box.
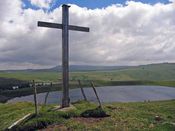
[8,85,175,104]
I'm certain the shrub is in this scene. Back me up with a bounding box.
[81,107,109,118]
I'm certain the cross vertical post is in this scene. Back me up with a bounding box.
[62,4,70,107]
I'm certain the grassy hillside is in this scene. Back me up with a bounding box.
[0,63,175,82]
[0,72,59,82]
[0,100,175,130]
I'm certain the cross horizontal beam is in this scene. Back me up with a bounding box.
[38,21,62,29]
[38,21,89,32]
[69,25,89,32]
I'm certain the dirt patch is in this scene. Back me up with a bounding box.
[38,124,67,131]
[73,117,104,125]
[38,117,105,130]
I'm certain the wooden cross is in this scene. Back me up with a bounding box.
[37,4,89,108]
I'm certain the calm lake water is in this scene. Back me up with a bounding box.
[8,85,175,104]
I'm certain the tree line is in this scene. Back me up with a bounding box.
[0,77,30,91]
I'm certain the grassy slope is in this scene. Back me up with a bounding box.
[0,102,34,130]
[0,63,175,82]
[0,100,175,130]
[0,72,60,82]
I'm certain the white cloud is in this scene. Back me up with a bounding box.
[0,1,175,69]
[30,0,53,8]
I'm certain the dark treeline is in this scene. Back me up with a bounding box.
[0,77,30,91]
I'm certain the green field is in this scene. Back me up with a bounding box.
[0,100,175,130]
[0,63,175,82]
[1,63,175,103]
[0,102,34,130]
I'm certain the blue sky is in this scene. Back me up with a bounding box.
[22,0,171,11]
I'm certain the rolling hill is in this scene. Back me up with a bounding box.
[0,63,174,82]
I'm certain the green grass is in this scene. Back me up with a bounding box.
[1,100,175,130]
[0,72,60,82]
[0,102,34,130]
[0,63,175,82]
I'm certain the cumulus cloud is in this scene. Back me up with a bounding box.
[0,1,175,69]
[30,0,53,8]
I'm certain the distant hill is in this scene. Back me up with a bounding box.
[0,65,133,72]
[0,63,175,73]
[49,65,132,72]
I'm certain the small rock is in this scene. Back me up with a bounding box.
[149,123,154,128]
[171,122,175,126]
[155,115,162,121]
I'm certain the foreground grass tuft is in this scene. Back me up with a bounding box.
[81,107,109,118]
[17,101,100,130]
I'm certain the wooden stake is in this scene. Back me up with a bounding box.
[78,80,87,101]
[33,80,38,115]
[44,92,50,105]
[90,81,102,108]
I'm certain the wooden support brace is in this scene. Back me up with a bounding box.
[44,92,50,105]
[90,81,102,108]
[78,80,87,101]
[44,82,52,105]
